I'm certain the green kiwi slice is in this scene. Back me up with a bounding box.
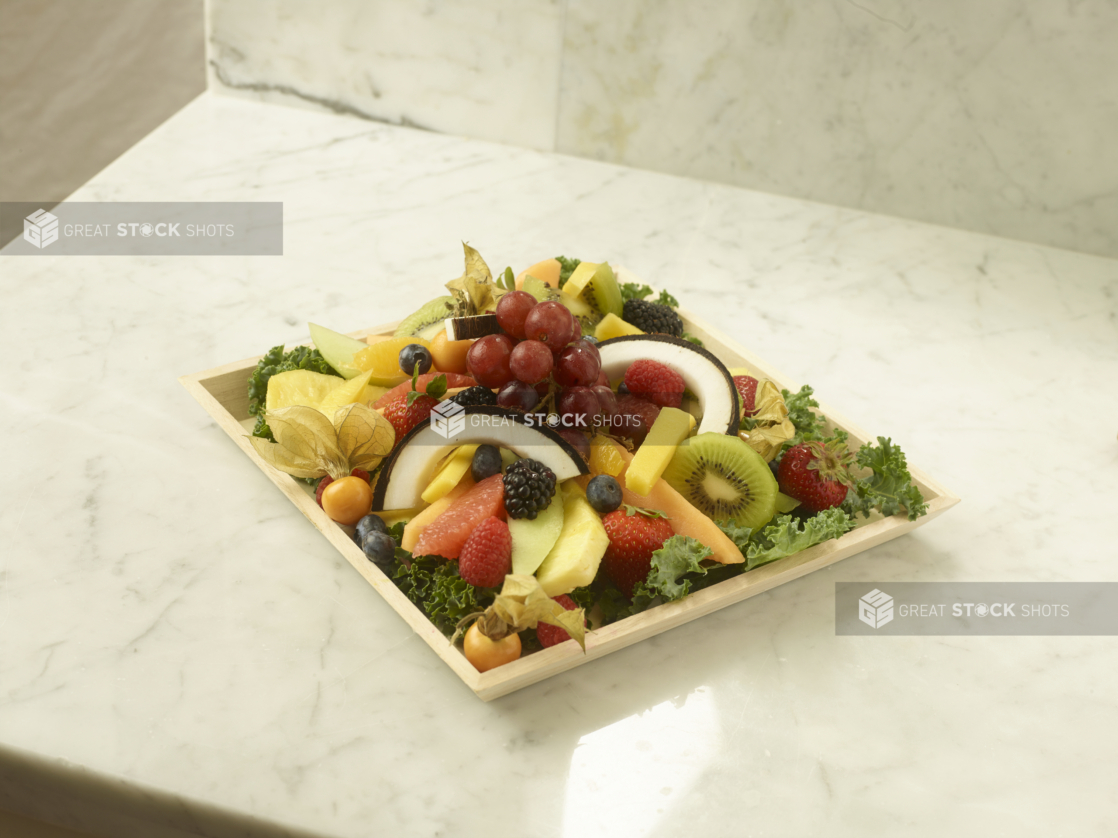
[394,295,457,338]
[662,432,778,530]
[565,262,623,320]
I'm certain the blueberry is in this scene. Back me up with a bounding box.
[581,335,599,346]
[769,459,780,481]
[362,531,396,570]
[586,474,623,514]
[398,344,433,375]
[616,382,630,396]
[471,444,503,483]
[353,514,387,545]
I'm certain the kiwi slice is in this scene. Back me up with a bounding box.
[563,262,623,321]
[394,295,457,338]
[662,433,778,530]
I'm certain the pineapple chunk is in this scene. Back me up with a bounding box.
[317,369,376,419]
[625,407,695,496]
[589,433,626,476]
[594,313,643,341]
[535,484,609,597]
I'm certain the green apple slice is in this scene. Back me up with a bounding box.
[510,498,565,576]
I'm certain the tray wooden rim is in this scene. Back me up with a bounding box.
[180,309,959,701]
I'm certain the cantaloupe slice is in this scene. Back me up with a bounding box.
[611,441,744,565]
[401,474,474,553]
[516,258,561,290]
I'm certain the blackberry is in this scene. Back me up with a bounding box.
[622,299,683,337]
[503,458,557,520]
[452,385,498,407]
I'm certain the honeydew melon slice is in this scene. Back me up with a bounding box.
[597,334,740,436]
[308,322,367,380]
[371,406,589,511]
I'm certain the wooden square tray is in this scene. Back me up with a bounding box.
[180,310,958,700]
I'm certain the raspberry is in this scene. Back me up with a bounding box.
[457,517,512,588]
[536,595,580,648]
[502,459,557,520]
[623,359,685,408]
[733,375,759,417]
[613,394,661,444]
[315,475,334,507]
[350,468,371,483]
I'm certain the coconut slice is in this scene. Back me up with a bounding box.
[372,406,589,510]
[597,334,740,435]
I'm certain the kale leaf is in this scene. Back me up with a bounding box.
[247,344,339,440]
[781,385,827,450]
[744,509,855,571]
[555,256,581,287]
[391,555,493,636]
[843,437,928,521]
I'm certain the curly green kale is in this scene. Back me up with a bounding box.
[391,555,493,636]
[247,344,339,440]
[618,282,680,309]
[844,437,928,521]
[555,256,581,287]
[744,509,855,571]
[781,385,827,449]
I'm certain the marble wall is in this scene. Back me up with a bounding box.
[207,0,1118,259]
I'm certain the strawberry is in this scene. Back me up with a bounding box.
[536,595,580,648]
[380,392,438,440]
[458,516,512,588]
[623,360,685,408]
[601,506,674,597]
[379,369,448,441]
[777,440,855,513]
[733,375,759,417]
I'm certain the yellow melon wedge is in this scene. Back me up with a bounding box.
[625,408,695,496]
[611,441,744,565]
[421,445,479,504]
[401,474,475,553]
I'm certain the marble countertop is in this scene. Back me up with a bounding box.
[2,93,1116,838]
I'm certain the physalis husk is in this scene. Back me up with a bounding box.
[445,242,504,314]
[739,379,796,462]
[249,402,395,480]
[454,574,588,651]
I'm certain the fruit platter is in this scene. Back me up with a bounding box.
[181,246,959,700]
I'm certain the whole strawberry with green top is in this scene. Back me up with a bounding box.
[777,440,855,513]
[380,367,448,440]
[601,506,674,597]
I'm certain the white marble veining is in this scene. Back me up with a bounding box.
[206,0,565,151]
[208,0,1118,259]
[1,93,1117,837]
[556,0,1118,259]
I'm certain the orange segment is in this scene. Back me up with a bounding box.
[589,434,626,476]
[353,336,430,386]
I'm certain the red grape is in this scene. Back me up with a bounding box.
[523,301,575,348]
[466,334,515,389]
[594,368,610,388]
[557,386,599,430]
[557,429,590,463]
[508,339,554,384]
[495,291,537,340]
[570,319,582,342]
[497,379,540,412]
[592,385,619,426]
[554,343,602,387]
